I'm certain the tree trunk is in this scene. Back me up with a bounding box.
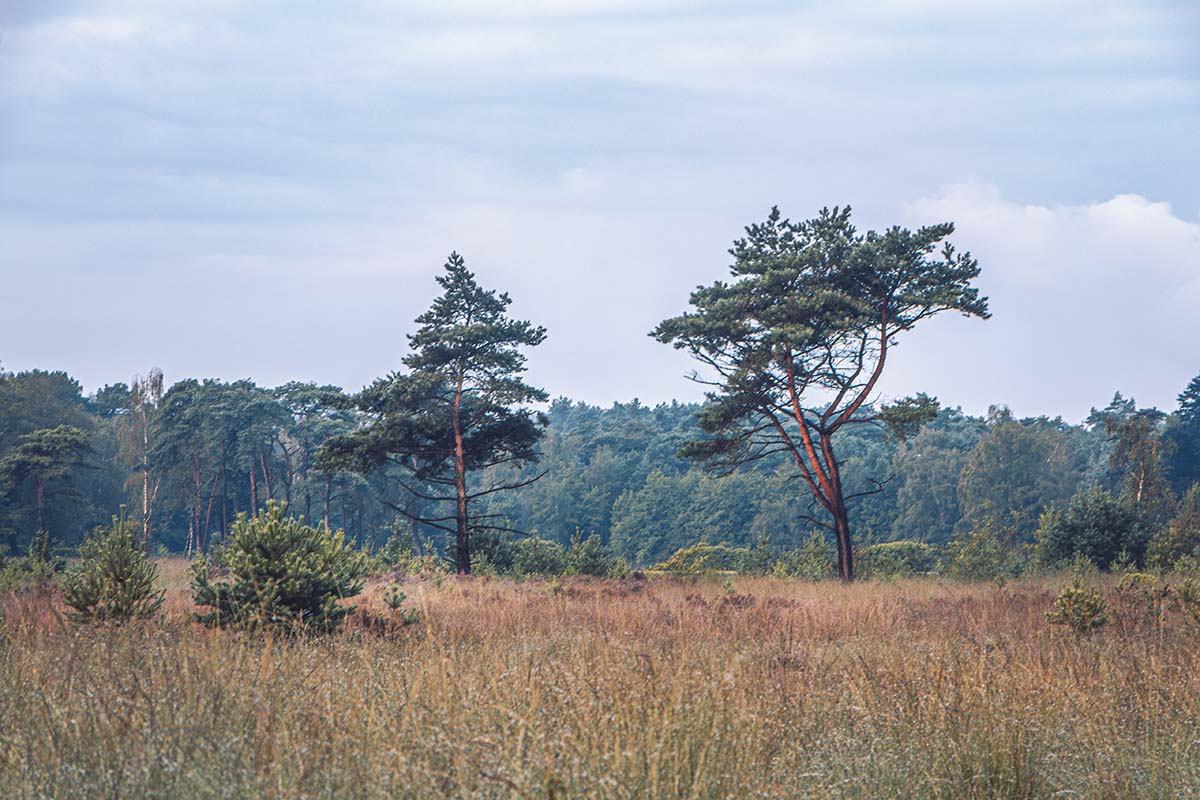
[323,475,331,530]
[192,454,202,553]
[832,505,855,582]
[260,451,273,503]
[452,371,470,575]
[35,476,45,542]
[249,466,257,516]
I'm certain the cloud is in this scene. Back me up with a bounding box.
[0,1,1197,419]
[883,183,1200,419]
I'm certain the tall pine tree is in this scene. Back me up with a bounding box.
[321,253,547,573]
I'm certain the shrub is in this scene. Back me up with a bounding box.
[1147,484,1200,571]
[771,531,834,580]
[652,542,750,574]
[945,517,1026,581]
[566,534,615,577]
[61,509,164,624]
[0,542,63,591]
[1035,487,1147,570]
[858,540,941,578]
[191,502,368,633]
[510,537,568,577]
[1045,578,1110,635]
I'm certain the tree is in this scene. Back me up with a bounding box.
[128,369,164,547]
[653,206,988,580]
[957,408,1082,540]
[191,501,367,632]
[1086,392,1175,528]
[62,508,164,624]
[1035,486,1147,570]
[0,425,93,555]
[1167,374,1200,493]
[321,252,548,573]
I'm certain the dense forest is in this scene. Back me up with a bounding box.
[3,362,1198,571]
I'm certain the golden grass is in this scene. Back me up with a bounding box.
[0,562,1198,798]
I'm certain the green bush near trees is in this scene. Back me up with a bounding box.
[945,517,1028,580]
[510,537,568,577]
[566,534,616,577]
[1036,487,1147,570]
[191,502,368,633]
[771,532,835,580]
[61,509,163,623]
[652,542,752,574]
[1147,485,1200,571]
[857,540,941,578]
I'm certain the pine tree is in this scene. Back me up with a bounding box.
[320,253,548,574]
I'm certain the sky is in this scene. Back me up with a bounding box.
[1,0,1198,422]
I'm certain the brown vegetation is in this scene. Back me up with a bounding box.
[0,562,1197,798]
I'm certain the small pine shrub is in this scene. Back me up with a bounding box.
[191,501,368,633]
[1046,578,1110,635]
[566,534,615,577]
[771,531,834,580]
[61,509,164,624]
[383,585,421,625]
[371,527,414,574]
[510,537,568,577]
[0,542,64,591]
[858,540,941,579]
[946,517,1025,581]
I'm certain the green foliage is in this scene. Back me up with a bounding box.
[0,541,64,591]
[565,533,615,577]
[957,407,1083,540]
[383,586,421,625]
[1175,579,1200,631]
[61,509,164,624]
[879,394,941,444]
[1035,486,1147,570]
[320,253,548,574]
[945,517,1026,580]
[652,542,751,574]
[857,540,941,578]
[510,537,567,577]
[1147,484,1200,571]
[771,531,835,580]
[653,206,988,580]
[191,502,368,633]
[1046,578,1110,635]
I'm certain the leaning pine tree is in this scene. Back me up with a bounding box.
[320,252,547,574]
[653,206,989,580]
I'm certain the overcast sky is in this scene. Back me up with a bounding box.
[1,0,1197,421]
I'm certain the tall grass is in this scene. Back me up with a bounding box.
[0,565,1197,798]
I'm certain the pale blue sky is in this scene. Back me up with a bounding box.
[1,1,1198,420]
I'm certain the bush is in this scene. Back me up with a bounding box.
[510,537,568,577]
[771,531,835,580]
[652,542,750,574]
[1035,487,1147,570]
[191,502,368,633]
[945,517,1026,581]
[1046,578,1110,635]
[0,541,63,591]
[1147,484,1200,571]
[858,540,941,578]
[61,510,164,624]
[566,534,615,577]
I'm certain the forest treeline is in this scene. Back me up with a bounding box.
[3,363,1199,571]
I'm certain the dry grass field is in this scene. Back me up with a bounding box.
[1,561,1198,799]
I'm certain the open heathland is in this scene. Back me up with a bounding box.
[1,565,1199,798]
